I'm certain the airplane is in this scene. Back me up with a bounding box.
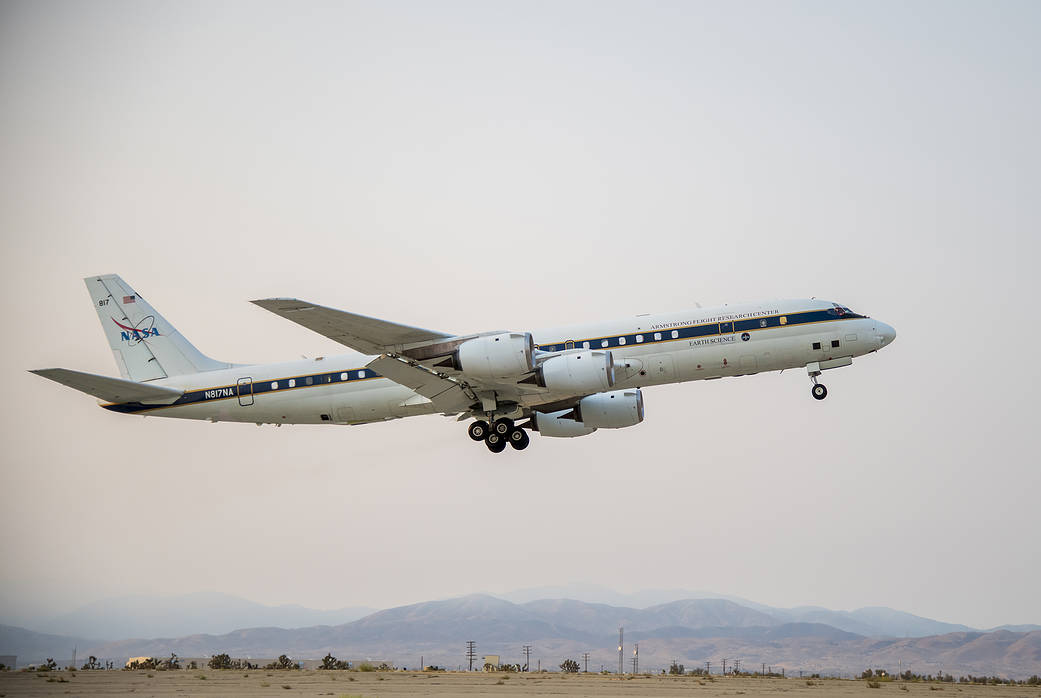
[32,274,896,453]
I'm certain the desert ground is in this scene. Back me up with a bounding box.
[2,671,1039,698]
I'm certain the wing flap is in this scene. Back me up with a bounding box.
[252,298,453,355]
[30,368,183,404]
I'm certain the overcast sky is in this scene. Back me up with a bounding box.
[1,1,1039,632]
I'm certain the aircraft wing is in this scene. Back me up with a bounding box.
[251,298,453,355]
[30,368,184,404]
[365,355,475,413]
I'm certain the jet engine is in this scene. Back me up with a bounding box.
[529,350,614,393]
[456,332,536,379]
[574,388,644,428]
[531,409,597,438]
[531,389,644,437]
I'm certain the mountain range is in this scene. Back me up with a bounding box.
[3,592,1040,678]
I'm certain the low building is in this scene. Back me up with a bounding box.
[483,655,500,671]
[0,655,16,670]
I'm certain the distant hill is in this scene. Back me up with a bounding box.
[72,595,1041,679]
[497,586,982,638]
[0,625,96,665]
[30,592,373,641]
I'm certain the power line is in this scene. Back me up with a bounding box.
[465,641,476,671]
[582,652,589,673]
[522,645,532,672]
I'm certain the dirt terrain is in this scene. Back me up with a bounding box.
[2,671,1039,698]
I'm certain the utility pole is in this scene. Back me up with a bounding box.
[466,641,476,671]
[762,663,766,676]
[582,652,589,673]
[617,627,623,674]
[734,659,741,675]
[632,643,638,674]
[522,645,532,672]
[722,658,727,675]
[706,661,711,675]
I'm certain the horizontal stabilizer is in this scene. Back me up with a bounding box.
[251,298,452,355]
[30,368,183,404]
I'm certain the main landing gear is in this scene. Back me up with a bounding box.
[468,418,530,452]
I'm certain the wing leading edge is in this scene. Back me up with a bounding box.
[251,298,453,355]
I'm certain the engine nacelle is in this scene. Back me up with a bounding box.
[576,388,644,429]
[533,350,614,393]
[531,409,597,438]
[456,332,536,379]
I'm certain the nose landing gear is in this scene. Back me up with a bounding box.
[808,365,828,400]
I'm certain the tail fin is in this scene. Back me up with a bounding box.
[85,274,231,381]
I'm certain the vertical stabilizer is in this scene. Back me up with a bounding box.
[85,274,231,381]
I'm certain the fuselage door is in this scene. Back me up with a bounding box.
[564,340,575,351]
[237,377,254,406]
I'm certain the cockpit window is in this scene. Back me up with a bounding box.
[829,304,865,319]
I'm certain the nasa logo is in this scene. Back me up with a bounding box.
[741,332,750,341]
[111,316,160,345]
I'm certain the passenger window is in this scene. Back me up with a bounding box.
[636,334,644,343]
[831,340,840,348]
[812,342,821,350]
[760,319,767,328]
[358,370,366,378]
[288,379,296,387]
[601,339,609,348]
[582,341,590,349]
[271,381,278,390]
[671,330,679,339]
[306,377,314,385]
[340,372,348,381]
[618,337,626,345]
[780,316,787,325]
[654,332,662,341]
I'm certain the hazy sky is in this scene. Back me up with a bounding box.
[1,1,1039,632]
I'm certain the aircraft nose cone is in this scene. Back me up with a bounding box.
[878,322,897,347]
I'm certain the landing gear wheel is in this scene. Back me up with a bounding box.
[485,432,507,453]
[492,417,514,436]
[812,383,828,400]
[508,427,530,451]
[468,420,490,441]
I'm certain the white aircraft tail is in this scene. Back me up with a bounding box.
[85,274,231,381]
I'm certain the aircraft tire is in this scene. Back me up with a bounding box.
[492,417,514,436]
[812,383,828,400]
[508,428,530,450]
[485,432,507,453]
[468,420,490,441]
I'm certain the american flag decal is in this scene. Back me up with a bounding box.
[123,295,136,304]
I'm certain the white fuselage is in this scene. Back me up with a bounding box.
[103,299,893,425]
